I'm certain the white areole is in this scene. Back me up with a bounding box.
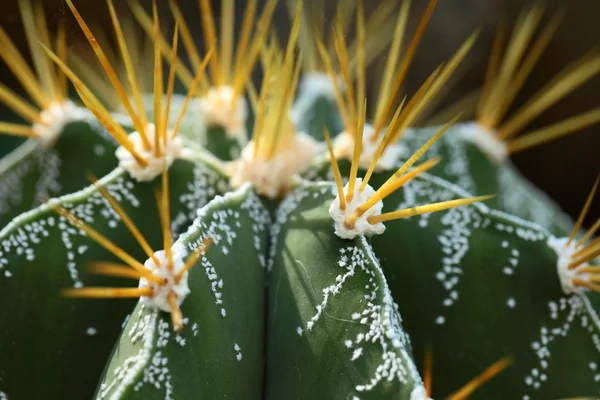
[329,178,385,240]
[334,123,406,171]
[138,243,190,313]
[199,85,248,142]
[230,131,322,198]
[33,100,82,148]
[547,236,593,295]
[457,121,509,165]
[116,123,184,182]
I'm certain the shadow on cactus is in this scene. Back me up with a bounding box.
[0,0,599,399]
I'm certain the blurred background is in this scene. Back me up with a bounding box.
[0,0,598,226]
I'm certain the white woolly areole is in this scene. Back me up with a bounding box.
[199,86,248,140]
[115,123,183,182]
[329,178,385,239]
[298,72,338,101]
[138,243,189,313]
[457,121,508,165]
[333,124,406,171]
[32,100,81,148]
[409,385,432,400]
[547,236,591,294]
[230,131,322,198]
[291,72,340,126]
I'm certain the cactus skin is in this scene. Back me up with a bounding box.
[0,114,128,227]
[0,135,22,158]
[266,182,422,399]
[201,125,242,161]
[1,76,597,400]
[399,126,575,236]
[291,78,344,141]
[0,159,228,399]
[96,184,270,400]
[302,137,600,398]
[368,171,600,398]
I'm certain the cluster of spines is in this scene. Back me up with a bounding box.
[68,12,154,111]
[128,0,276,106]
[316,0,477,163]
[289,0,400,76]
[43,0,212,170]
[0,0,68,139]
[476,4,600,154]
[325,108,493,235]
[563,176,600,292]
[249,3,303,162]
[56,165,211,331]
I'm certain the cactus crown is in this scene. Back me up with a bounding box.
[0,0,75,146]
[465,5,600,162]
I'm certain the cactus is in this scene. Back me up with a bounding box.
[0,0,599,399]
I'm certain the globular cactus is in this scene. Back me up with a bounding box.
[0,0,599,399]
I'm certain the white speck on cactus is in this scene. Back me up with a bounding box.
[507,298,517,308]
[409,385,430,400]
[234,343,243,362]
[292,237,421,393]
[33,100,82,148]
[230,131,322,198]
[116,124,184,182]
[329,178,385,240]
[334,124,406,171]
[522,294,600,397]
[351,348,363,361]
[0,169,147,288]
[457,121,508,165]
[300,72,338,101]
[138,243,190,313]
[97,308,158,400]
[198,85,248,141]
[547,236,592,294]
[86,327,97,336]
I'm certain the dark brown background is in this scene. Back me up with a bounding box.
[0,0,598,227]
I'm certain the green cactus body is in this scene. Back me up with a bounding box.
[0,135,24,158]
[0,115,132,226]
[96,183,270,399]
[303,116,600,397]
[292,74,345,141]
[399,126,575,235]
[0,157,228,399]
[266,181,422,398]
[201,125,243,161]
[367,170,600,398]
